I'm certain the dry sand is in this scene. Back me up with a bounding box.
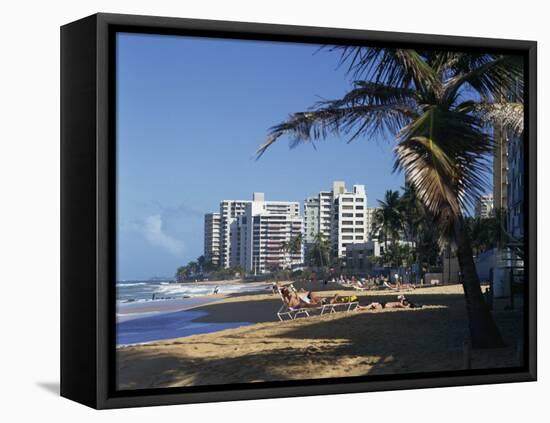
[117,284,524,390]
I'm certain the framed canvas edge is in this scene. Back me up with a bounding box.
[67,12,538,409]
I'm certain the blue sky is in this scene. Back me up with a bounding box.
[116,33,407,280]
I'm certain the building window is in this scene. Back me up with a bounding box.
[355,205,364,210]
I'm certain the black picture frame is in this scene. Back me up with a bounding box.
[60,12,537,409]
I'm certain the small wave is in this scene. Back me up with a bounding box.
[117,282,148,287]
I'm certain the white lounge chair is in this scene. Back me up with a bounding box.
[275,284,358,321]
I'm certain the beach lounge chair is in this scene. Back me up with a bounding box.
[275,284,358,321]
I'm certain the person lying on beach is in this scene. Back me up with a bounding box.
[280,287,339,309]
[383,280,416,291]
[355,295,422,311]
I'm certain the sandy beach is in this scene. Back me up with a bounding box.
[116,284,524,390]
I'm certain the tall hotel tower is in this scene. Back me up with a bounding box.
[304,181,368,258]
[204,212,221,266]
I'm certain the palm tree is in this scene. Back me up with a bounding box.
[197,255,206,273]
[257,48,523,347]
[308,232,330,268]
[186,261,199,278]
[281,233,303,268]
[371,190,403,261]
[400,182,422,247]
[175,265,188,283]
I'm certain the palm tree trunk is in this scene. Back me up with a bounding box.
[454,217,504,348]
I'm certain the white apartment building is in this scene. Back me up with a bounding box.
[333,182,368,257]
[203,212,221,266]
[475,193,494,218]
[304,181,368,259]
[207,193,304,273]
[236,193,303,274]
[219,199,250,268]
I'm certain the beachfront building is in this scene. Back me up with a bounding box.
[304,181,368,259]
[204,212,221,266]
[236,192,303,274]
[219,199,250,268]
[303,196,320,259]
[304,196,320,243]
[206,193,304,274]
[507,133,524,240]
[345,241,379,273]
[475,193,494,218]
[333,183,368,257]
[491,85,523,297]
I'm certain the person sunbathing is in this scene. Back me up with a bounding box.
[355,295,422,311]
[383,279,416,291]
[280,287,339,309]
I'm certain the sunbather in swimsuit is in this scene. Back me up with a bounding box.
[355,295,422,311]
[280,287,339,309]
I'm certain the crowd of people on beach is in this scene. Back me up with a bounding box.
[332,273,417,291]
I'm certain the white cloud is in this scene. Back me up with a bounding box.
[139,214,185,256]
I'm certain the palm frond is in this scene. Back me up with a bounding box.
[330,47,439,91]
[442,55,523,106]
[458,100,524,135]
[325,81,417,108]
[394,108,492,220]
[256,86,417,158]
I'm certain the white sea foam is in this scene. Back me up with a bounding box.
[155,282,269,297]
[117,282,148,287]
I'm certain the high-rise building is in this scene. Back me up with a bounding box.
[204,212,221,266]
[236,193,303,274]
[305,181,368,259]
[207,193,304,274]
[332,183,368,257]
[303,196,320,243]
[219,199,250,268]
[475,193,494,218]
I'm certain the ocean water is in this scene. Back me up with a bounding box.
[116,280,271,303]
[116,280,270,346]
[116,309,251,346]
